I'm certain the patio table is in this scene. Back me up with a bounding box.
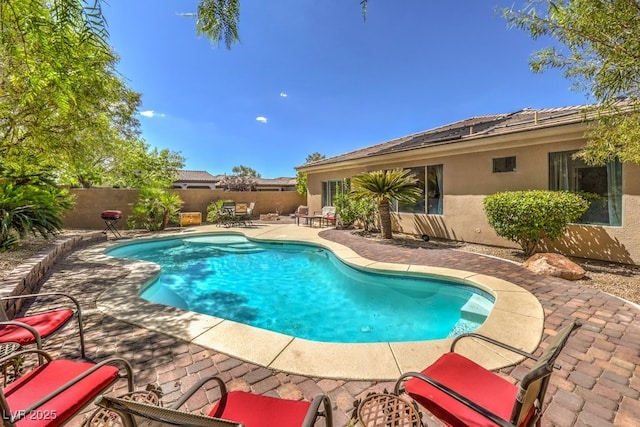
[303,214,324,227]
[357,392,422,426]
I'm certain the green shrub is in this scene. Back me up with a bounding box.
[354,197,378,232]
[0,168,74,250]
[128,188,183,231]
[334,193,357,228]
[483,190,589,255]
[206,200,233,224]
[334,192,377,230]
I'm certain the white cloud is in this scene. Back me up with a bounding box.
[139,110,165,118]
[256,116,268,124]
[176,12,196,17]
[280,92,288,98]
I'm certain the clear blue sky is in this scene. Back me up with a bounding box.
[103,1,591,178]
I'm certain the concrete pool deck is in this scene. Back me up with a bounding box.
[91,224,544,380]
[12,222,640,426]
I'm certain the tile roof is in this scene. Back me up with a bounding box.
[176,170,218,182]
[299,105,591,168]
[255,177,297,186]
[176,171,295,186]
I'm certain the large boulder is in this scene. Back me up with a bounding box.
[522,253,586,280]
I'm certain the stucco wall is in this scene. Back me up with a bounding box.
[303,125,640,265]
[62,188,306,230]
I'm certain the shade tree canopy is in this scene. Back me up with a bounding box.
[504,0,640,165]
[0,0,183,188]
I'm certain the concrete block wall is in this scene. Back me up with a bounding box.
[62,188,306,230]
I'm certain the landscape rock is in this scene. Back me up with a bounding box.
[523,253,586,280]
[259,213,279,221]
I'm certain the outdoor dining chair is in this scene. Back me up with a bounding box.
[293,205,309,225]
[0,348,133,427]
[0,291,86,358]
[394,320,582,427]
[92,374,333,427]
[319,206,336,227]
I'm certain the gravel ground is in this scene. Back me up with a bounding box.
[2,229,639,306]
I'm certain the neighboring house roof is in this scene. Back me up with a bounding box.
[176,170,218,183]
[174,170,296,190]
[298,105,591,169]
[255,177,297,186]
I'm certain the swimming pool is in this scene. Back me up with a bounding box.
[107,234,494,343]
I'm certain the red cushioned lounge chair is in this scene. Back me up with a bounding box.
[319,206,336,227]
[94,375,333,427]
[0,348,134,427]
[0,292,86,358]
[394,321,582,427]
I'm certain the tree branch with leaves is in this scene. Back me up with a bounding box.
[504,0,640,164]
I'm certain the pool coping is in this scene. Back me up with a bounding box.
[89,224,544,380]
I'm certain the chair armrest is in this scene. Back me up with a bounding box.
[0,348,53,366]
[0,320,44,349]
[1,291,82,316]
[394,371,516,427]
[451,333,538,362]
[94,395,243,427]
[170,375,228,410]
[302,394,333,427]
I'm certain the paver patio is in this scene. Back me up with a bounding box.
[9,223,640,426]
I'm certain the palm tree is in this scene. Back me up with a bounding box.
[350,169,423,239]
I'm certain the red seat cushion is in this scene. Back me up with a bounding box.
[209,391,311,427]
[405,352,520,427]
[0,309,74,346]
[4,359,119,427]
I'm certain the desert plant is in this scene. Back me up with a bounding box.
[334,193,357,228]
[350,169,422,239]
[483,190,589,256]
[206,199,233,224]
[335,192,377,230]
[0,167,74,250]
[128,188,183,231]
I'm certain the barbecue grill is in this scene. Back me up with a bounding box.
[101,210,122,238]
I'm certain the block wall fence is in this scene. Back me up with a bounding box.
[62,188,306,230]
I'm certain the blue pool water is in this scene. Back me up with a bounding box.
[106,234,494,343]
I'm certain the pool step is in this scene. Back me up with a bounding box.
[183,237,263,253]
[215,243,264,253]
[183,235,248,245]
[460,293,492,323]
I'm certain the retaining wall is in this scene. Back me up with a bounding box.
[0,232,105,318]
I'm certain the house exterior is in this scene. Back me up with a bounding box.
[254,177,297,191]
[297,105,640,265]
[173,170,297,191]
[173,170,218,189]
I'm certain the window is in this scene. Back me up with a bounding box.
[493,156,516,173]
[321,179,349,207]
[397,167,426,213]
[427,164,443,214]
[549,151,622,226]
